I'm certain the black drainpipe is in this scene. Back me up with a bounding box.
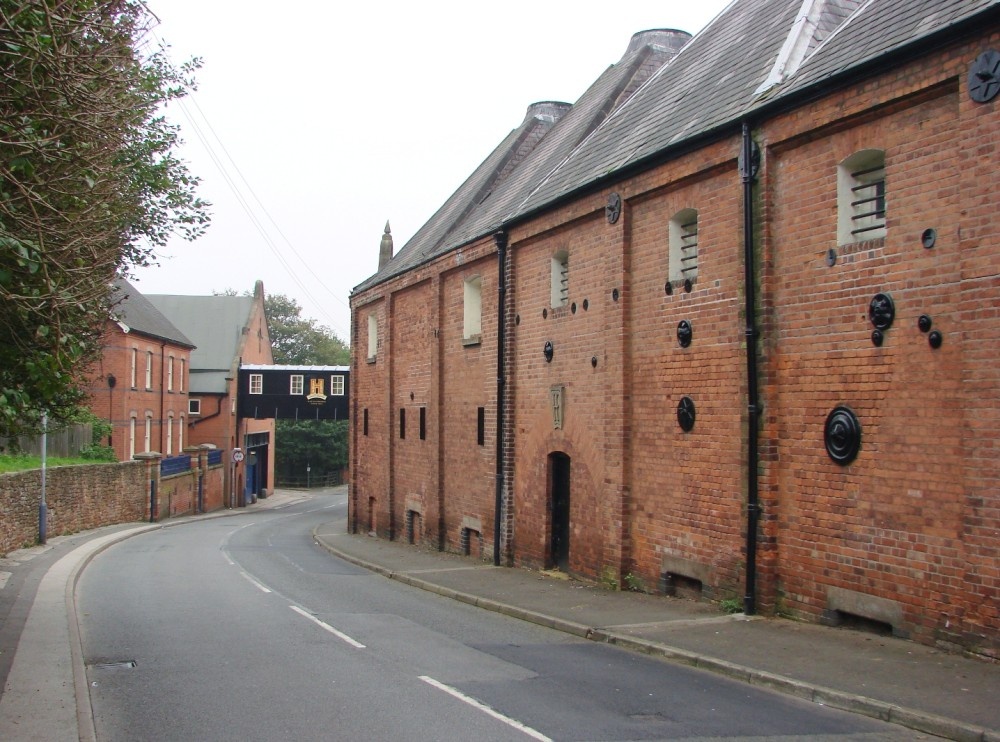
[493,229,509,566]
[741,121,761,615]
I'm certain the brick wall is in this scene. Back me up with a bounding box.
[1,446,227,555]
[621,152,747,598]
[440,249,498,556]
[84,322,193,462]
[389,281,438,543]
[350,297,390,536]
[0,460,151,555]
[759,33,999,654]
[349,23,1000,655]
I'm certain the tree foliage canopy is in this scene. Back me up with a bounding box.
[262,292,350,486]
[265,293,349,366]
[0,0,209,437]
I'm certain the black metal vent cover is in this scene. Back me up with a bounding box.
[868,293,895,330]
[677,320,693,348]
[969,50,1000,103]
[677,396,696,432]
[825,406,861,465]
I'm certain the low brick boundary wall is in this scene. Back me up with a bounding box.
[0,460,150,555]
[0,444,227,555]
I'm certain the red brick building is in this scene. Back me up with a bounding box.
[349,0,1000,657]
[86,278,195,462]
[147,281,275,504]
[86,279,275,507]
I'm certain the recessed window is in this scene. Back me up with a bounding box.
[145,351,153,390]
[669,208,699,285]
[367,314,378,361]
[129,415,136,458]
[290,374,304,395]
[178,415,184,451]
[330,375,345,395]
[551,250,569,308]
[464,276,482,341]
[166,415,174,456]
[179,359,185,392]
[399,408,406,439]
[188,399,201,415]
[144,413,152,453]
[130,348,137,388]
[477,407,485,446]
[838,149,886,244]
[167,356,175,392]
[419,407,426,440]
[249,373,263,395]
[363,408,369,436]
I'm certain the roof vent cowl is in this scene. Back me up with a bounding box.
[523,100,572,125]
[625,28,692,57]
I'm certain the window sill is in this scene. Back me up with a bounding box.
[462,335,482,347]
[366,356,377,365]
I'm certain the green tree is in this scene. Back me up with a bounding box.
[0,0,209,438]
[262,292,349,487]
[265,293,349,365]
[275,419,347,487]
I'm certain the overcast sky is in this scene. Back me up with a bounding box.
[133,1,733,342]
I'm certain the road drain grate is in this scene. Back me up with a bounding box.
[91,660,137,669]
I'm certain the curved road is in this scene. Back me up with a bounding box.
[77,492,911,741]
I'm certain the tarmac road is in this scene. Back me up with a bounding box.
[76,491,912,741]
[0,487,995,740]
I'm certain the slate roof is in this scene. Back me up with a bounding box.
[519,0,799,211]
[354,30,691,293]
[109,278,194,348]
[356,0,998,294]
[145,293,255,394]
[769,0,999,99]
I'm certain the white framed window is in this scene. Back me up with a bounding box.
[166,415,174,456]
[178,415,184,452]
[330,375,345,396]
[550,250,569,307]
[130,348,137,388]
[463,276,482,340]
[129,415,136,458]
[367,314,378,361]
[188,398,201,415]
[167,356,175,391]
[249,373,263,394]
[669,208,699,285]
[144,413,152,453]
[179,359,185,392]
[290,374,304,395]
[838,149,886,244]
[145,351,153,389]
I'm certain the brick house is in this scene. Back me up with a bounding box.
[349,0,1000,656]
[86,278,195,462]
[146,281,275,504]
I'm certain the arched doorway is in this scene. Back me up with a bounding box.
[548,452,571,571]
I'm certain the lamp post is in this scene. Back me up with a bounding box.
[39,411,47,544]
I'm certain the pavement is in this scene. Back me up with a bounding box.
[0,486,996,741]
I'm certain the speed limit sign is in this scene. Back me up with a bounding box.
[232,449,245,463]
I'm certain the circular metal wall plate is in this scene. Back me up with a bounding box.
[825,406,862,465]
[969,50,1000,103]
